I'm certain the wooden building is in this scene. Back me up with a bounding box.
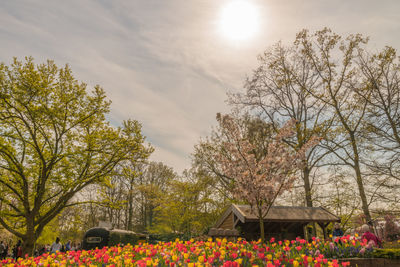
[210,204,340,241]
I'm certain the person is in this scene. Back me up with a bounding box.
[332,223,344,238]
[4,241,9,259]
[50,237,62,254]
[12,240,22,260]
[361,224,382,247]
[38,245,46,256]
[70,241,76,251]
[0,240,5,260]
[65,240,71,252]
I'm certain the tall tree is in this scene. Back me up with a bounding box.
[295,28,373,222]
[100,151,152,230]
[230,41,334,210]
[99,174,127,229]
[354,46,400,204]
[137,162,175,229]
[211,114,318,243]
[0,58,149,254]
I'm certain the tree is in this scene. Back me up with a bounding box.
[211,114,318,243]
[230,41,334,211]
[122,161,147,231]
[137,162,176,230]
[294,28,373,222]
[99,173,128,229]
[193,114,275,200]
[0,57,149,255]
[153,170,225,236]
[320,166,360,230]
[354,46,400,204]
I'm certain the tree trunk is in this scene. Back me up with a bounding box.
[303,167,313,207]
[149,206,153,228]
[303,167,317,236]
[127,182,134,231]
[258,208,265,244]
[20,215,36,256]
[124,201,129,230]
[350,134,372,222]
[354,160,371,222]
[22,233,36,257]
[23,216,37,256]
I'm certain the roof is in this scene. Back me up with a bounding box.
[214,204,340,228]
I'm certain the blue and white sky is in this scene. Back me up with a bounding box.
[1,0,399,173]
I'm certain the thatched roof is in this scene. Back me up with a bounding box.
[213,204,340,228]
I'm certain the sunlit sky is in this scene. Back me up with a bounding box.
[1,0,399,173]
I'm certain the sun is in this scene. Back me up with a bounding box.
[219,0,260,41]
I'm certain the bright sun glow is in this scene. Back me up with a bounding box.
[219,0,260,41]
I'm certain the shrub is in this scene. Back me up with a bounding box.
[384,215,400,241]
[372,248,400,259]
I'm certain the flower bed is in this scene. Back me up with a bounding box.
[0,236,372,267]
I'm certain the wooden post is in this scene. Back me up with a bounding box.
[317,222,328,240]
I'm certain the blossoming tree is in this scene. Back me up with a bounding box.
[214,114,319,243]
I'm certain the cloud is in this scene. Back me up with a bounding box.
[1,0,400,173]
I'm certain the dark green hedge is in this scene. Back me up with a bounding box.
[109,231,142,246]
[148,233,192,243]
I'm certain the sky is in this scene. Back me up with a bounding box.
[1,0,399,173]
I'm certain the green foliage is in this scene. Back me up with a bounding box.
[372,248,400,259]
[57,205,87,242]
[0,57,150,254]
[383,241,400,249]
[150,171,226,236]
[36,217,60,245]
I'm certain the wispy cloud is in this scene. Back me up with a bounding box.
[1,0,399,173]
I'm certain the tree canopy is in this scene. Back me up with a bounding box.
[0,57,150,254]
